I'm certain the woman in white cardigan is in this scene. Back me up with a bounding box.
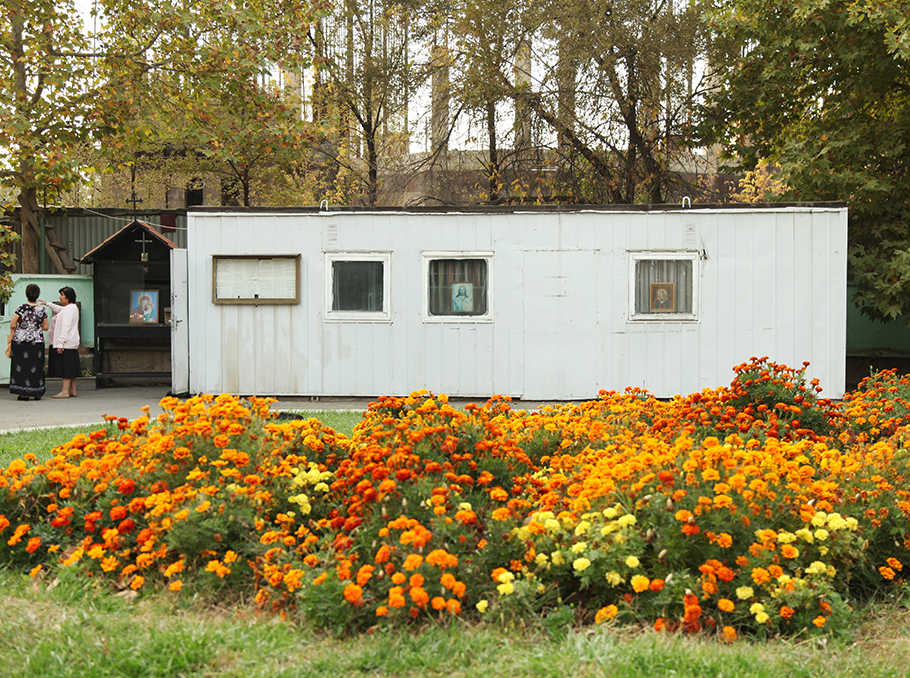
[42,286,81,398]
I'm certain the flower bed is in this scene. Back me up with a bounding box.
[1,358,909,640]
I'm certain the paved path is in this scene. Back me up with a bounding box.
[1,380,558,433]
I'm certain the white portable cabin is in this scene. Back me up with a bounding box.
[172,205,848,400]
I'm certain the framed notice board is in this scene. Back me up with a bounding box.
[213,255,300,304]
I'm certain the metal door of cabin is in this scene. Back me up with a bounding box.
[522,250,598,399]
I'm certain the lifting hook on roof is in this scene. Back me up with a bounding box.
[682,196,692,208]
[319,199,329,211]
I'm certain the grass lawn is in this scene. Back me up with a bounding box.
[0,567,908,678]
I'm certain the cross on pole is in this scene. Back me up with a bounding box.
[135,231,153,262]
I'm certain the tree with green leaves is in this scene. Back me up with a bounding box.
[1,0,325,270]
[706,0,910,323]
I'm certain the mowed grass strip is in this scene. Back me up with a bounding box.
[0,566,909,678]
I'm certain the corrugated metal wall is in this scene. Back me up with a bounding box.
[41,211,187,275]
[182,207,848,400]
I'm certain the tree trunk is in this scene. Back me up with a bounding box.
[18,188,40,273]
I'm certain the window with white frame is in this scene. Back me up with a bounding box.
[324,253,391,321]
[629,252,699,320]
[423,253,492,321]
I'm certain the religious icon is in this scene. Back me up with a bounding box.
[451,283,473,313]
[130,290,159,324]
[649,283,675,313]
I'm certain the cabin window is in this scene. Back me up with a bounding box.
[325,253,391,321]
[629,252,699,320]
[423,253,492,321]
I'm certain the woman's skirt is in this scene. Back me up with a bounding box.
[9,341,46,398]
[49,347,81,380]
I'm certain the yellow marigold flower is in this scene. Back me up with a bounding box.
[630,575,650,593]
[574,521,591,536]
[814,529,829,541]
[617,514,636,527]
[625,556,640,568]
[777,532,797,544]
[755,611,770,624]
[570,542,587,554]
[795,528,814,543]
[551,551,565,566]
[476,600,489,613]
[811,512,828,527]
[573,558,591,572]
[535,553,548,567]
[605,571,623,586]
[603,507,618,519]
[749,602,765,614]
[735,586,754,600]
[805,561,827,576]
[497,581,515,596]
[827,514,847,530]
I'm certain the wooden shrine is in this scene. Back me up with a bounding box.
[79,220,176,386]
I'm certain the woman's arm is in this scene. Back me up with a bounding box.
[4,314,17,357]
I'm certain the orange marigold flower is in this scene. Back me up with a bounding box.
[446,599,462,615]
[388,586,406,609]
[813,616,826,628]
[425,549,458,568]
[130,576,145,591]
[654,617,666,632]
[722,625,737,643]
[343,583,364,605]
[431,596,447,611]
[375,544,391,564]
[718,598,735,613]
[392,572,407,585]
[409,586,429,607]
[887,557,903,572]
[780,606,795,619]
[25,536,41,554]
[595,605,619,624]
[489,487,509,501]
[313,572,329,585]
[375,606,389,617]
[780,544,799,559]
[649,578,665,592]
[409,573,425,588]
[357,565,375,586]
[491,508,512,521]
[880,566,896,580]
[751,567,771,585]
[403,554,424,571]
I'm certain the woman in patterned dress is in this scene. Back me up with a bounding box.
[5,284,48,401]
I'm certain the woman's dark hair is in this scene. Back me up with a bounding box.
[59,287,76,304]
[25,284,40,302]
